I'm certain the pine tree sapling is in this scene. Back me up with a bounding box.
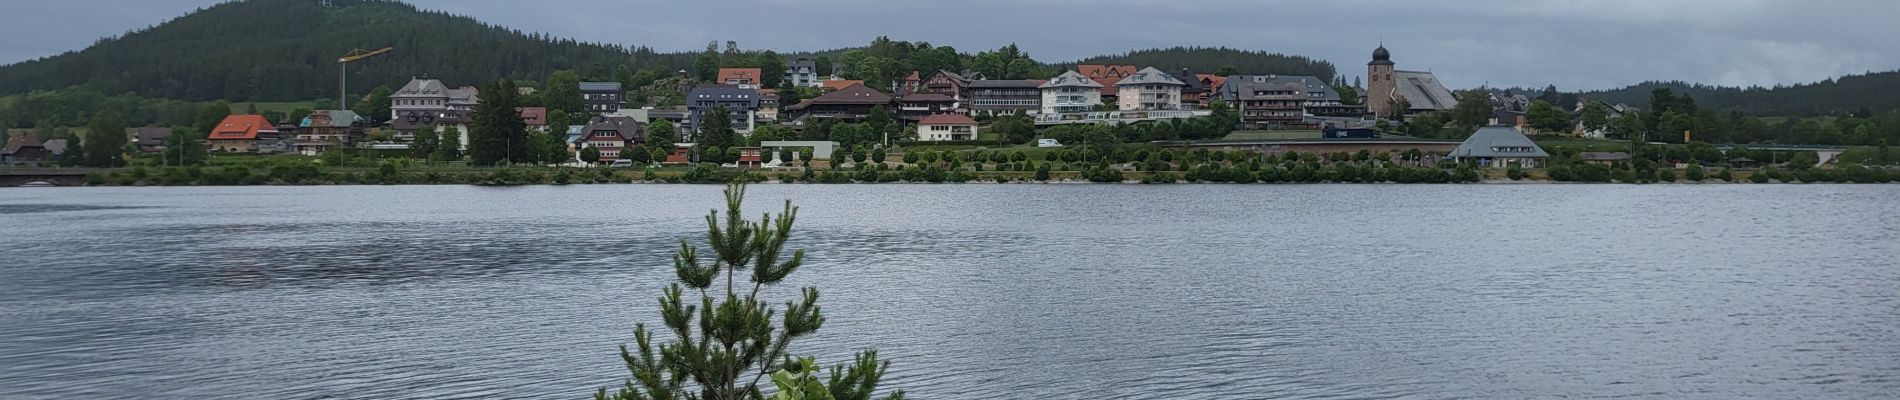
[599,183,903,400]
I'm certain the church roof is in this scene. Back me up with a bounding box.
[1370,45,1394,66]
[1390,70,1456,111]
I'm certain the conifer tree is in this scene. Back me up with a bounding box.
[699,105,735,149]
[597,183,903,400]
[469,79,528,166]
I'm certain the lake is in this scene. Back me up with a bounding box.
[2,184,1897,399]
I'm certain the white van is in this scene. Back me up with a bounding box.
[608,160,634,168]
[1037,139,1063,148]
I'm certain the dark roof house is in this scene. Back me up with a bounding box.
[136,127,173,152]
[1450,126,1550,168]
[786,84,893,122]
[1,132,52,162]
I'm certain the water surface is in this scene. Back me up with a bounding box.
[2,184,1897,399]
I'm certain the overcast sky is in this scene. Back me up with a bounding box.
[3,0,1897,91]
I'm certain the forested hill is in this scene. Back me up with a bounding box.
[0,0,694,102]
[1577,71,1900,116]
[1059,47,1338,81]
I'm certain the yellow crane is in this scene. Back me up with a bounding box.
[337,47,394,109]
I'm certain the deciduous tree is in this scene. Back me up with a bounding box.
[84,112,128,167]
[1526,100,1570,132]
[580,146,601,164]
[544,70,585,115]
[435,126,463,161]
[756,51,786,90]
[352,85,393,125]
[410,125,440,162]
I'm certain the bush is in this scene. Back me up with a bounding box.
[1506,165,1525,180]
[1748,169,1770,183]
[1454,166,1482,183]
[1083,166,1124,183]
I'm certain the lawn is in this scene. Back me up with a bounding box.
[1532,137,1632,152]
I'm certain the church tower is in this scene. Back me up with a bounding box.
[1367,44,1396,117]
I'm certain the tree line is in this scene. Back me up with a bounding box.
[1058,47,1338,83]
[1387,86,1900,147]
[1575,71,1900,117]
[0,0,694,102]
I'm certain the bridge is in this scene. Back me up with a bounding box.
[0,168,95,187]
[1034,110,1213,126]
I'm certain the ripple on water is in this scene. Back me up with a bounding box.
[1,184,1898,399]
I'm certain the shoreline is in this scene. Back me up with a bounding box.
[9,175,1886,187]
[9,162,1897,187]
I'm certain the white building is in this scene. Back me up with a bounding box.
[1115,67,1186,111]
[394,81,474,121]
[915,114,979,141]
[786,58,821,88]
[1039,71,1104,114]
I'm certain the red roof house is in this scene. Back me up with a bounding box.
[516,107,549,128]
[1079,64,1137,96]
[915,114,979,141]
[206,114,278,152]
[716,68,764,88]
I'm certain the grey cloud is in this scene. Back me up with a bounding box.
[3,0,1896,91]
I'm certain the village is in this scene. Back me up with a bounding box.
[2,43,1886,186]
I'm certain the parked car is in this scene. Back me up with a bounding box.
[1037,139,1063,148]
[609,159,634,168]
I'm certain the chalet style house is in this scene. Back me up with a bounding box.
[206,114,279,153]
[893,93,958,122]
[579,116,648,162]
[785,83,893,122]
[820,80,865,93]
[1,132,53,164]
[716,68,764,89]
[293,110,366,155]
[135,127,173,153]
[920,70,972,105]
